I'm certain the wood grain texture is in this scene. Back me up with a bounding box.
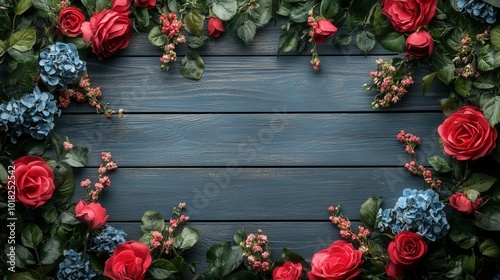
[73,167,424,222]
[64,56,447,113]
[54,113,444,167]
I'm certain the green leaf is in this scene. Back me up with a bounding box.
[8,27,36,53]
[237,20,257,45]
[491,25,500,51]
[378,32,405,53]
[289,1,315,23]
[187,35,208,49]
[367,231,391,255]
[422,72,437,95]
[427,155,452,173]
[449,215,477,249]
[53,166,75,205]
[0,39,5,61]
[212,0,237,21]
[174,226,200,250]
[96,0,110,12]
[359,196,383,230]
[233,229,246,245]
[42,204,57,224]
[480,238,500,258]
[226,271,258,280]
[475,205,500,231]
[473,76,495,89]
[480,92,500,126]
[372,3,391,36]
[39,237,62,265]
[454,76,472,97]
[5,244,36,268]
[49,131,64,160]
[462,173,497,192]
[32,0,55,18]
[428,20,450,39]
[432,51,455,85]
[60,211,80,225]
[185,10,205,36]
[148,26,168,47]
[7,55,38,95]
[15,0,32,15]
[0,164,7,183]
[8,271,43,280]
[171,256,189,279]
[462,254,476,275]
[149,259,178,279]
[281,247,311,271]
[252,0,272,27]
[180,52,205,80]
[333,33,352,46]
[482,0,500,7]
[478,45,495,71]
[81,0,97,13]
[21,223,43,249]
[278,30,298,55]
[134,7,150,30]
[356,30,376,54]
[205,242,243,277]
[62,146,88,167]
[320,0,340,18]
[141,210,165,234]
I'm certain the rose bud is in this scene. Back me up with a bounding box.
[406,30,434,58]
[208,17,225,38]
[75,200,109,229]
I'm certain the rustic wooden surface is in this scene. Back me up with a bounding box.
[56,27,447,271]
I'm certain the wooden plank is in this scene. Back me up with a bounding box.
[55,113,445,167]
[74,167,425,221]
[107,221,360,271]
[64,56,446,113]
[119,25,392,57]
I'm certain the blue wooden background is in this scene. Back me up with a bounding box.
[55,24,447,270]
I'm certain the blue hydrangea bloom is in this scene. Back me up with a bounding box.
[89,225,127,256]
[456,0,497,23]
[0,87,59,143]
[378,188,449,242]
[39,42,86,88]
[57,250,98,280]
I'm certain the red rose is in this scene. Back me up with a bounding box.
[134,0,155,9]
[406,30,434,58]
[58,7,85,37]
[388,231,427,266]
[81,9,132,60]
[104,241,152,280]
[307,240,363,280]
[449,192,482,214]
[385,262,405,280]
[10,156,55,209]
[313,19,337,44]
[75,200,109,229]
[208,17,225,38]
[273,261,302,280]
[437,106,498,160]
[381,0,437,32]
[111,0,131,14]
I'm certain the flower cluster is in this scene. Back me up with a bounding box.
[241,229,271,272]
[378,188,449,241]
[329,205,371,244]
[456,0,497,23]
[39,42,86,88]
[159,12,186,70]
[396,130,421,155]
[365,59,415,108]
[90,225,128,256]
[306,10,337,72]
[81,152,117,201]
[57,250,98,280]
[452,36,482,78]
[150,202,190,254]
[0,86,59,143]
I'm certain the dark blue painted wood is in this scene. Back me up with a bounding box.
[54,113,444,167]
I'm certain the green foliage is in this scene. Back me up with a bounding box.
[180,52,205,80]
[480,93,500,126]
[203,242,244,279]
[359,196,383,230]
[185,10,205,36]
[174,226,200,250]
[356,30,375,54]
[212,0,238,21]
[141,210,166,234]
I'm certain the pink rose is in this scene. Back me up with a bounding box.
[81,9,132,60]
[406,30,434,58]
[307,240,363,280]
[104,241,152,280]
[134,0,155,9]
[449,192,482,214]
[273,261,302,280]
[10,156,55,209]
[75,200,109,229]
[438,106,498,160]
[208,17,225,38]
[313,19,338,44]
[111,0,131,14]
[58,7,85,37]
[381,0,437,32]
[387,231,427,266]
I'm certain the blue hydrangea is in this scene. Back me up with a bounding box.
[89,225,127,256]
[0,87,59,143]
[57,250,98,280]
[456,0,497,23]
[39,42,86,88]
[378,188,449,242]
